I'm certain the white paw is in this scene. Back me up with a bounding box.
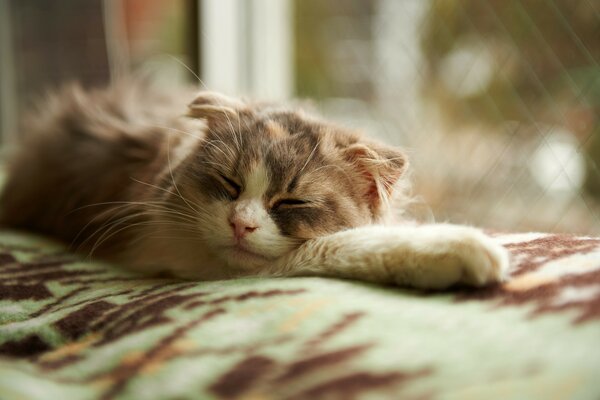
[385,224,510,289]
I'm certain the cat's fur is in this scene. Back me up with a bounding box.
[0,81,508,288]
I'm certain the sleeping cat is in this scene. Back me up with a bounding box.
[0,81,508,289]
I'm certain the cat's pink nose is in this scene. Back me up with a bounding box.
[229,218,258,239]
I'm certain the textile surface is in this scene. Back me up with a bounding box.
[1,231,599,400]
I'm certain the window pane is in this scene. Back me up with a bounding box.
[293,0,600,235]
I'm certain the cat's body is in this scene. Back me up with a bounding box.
[0,81,508,288]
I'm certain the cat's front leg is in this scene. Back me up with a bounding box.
[271,224,509,289]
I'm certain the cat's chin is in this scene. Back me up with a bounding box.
[221,245,276,270]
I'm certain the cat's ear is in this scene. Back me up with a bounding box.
[187,92,244,122]
[343,142,408,209]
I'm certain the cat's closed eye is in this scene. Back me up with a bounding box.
[273,199,309,209]
[216,174,241,200]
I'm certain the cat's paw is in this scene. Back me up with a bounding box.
[447,227,509,287]
[387,225,509,289]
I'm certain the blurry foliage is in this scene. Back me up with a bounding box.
[293,0,375,100]
[421,0,599,122]
[294,1,336,99]
[420,0,600,197]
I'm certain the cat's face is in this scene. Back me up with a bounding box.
[164,92,407,272]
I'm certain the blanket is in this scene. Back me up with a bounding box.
[0,230,599,400]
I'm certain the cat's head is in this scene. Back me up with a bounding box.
[163,92,408,272]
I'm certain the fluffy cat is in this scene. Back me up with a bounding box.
[0,81,508,289]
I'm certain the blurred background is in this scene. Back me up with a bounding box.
[0,0,599,234]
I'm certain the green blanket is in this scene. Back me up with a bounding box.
[1,230,599,400]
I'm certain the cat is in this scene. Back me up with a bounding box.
[0,81,509,289]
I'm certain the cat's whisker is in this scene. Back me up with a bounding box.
[153,208,200,225]
[226,113,242,153]
[130,177,178,197]
[166,134,201,215]
[236,109,243,152]
[216,104,241,153]
[208,131,238,159]
[70,202,144,249]
[74,200,195,221]
[163,54,208,90]
[88,219,182,259]
[82,211,149,256]
[75,201,198,254]
[125,226,205,249]
[299,138,321,174]
[118,212,205,242]
[69,200,169,213]
[199,160,226,168]
[203,140,233,160]
[309,163,352,182]
[85,206,201,258]
[367,156,406,165]
[147,123,207,142]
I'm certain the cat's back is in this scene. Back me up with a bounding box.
[0,80,187,241]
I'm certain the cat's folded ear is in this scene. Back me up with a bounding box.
[187,92,245,122]
[343,142,408,210]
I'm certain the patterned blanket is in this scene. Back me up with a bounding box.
[0,230,599,400]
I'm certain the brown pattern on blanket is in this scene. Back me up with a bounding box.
[1,232,600,399]
[0,240,431,399]
[457,234,600,324]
